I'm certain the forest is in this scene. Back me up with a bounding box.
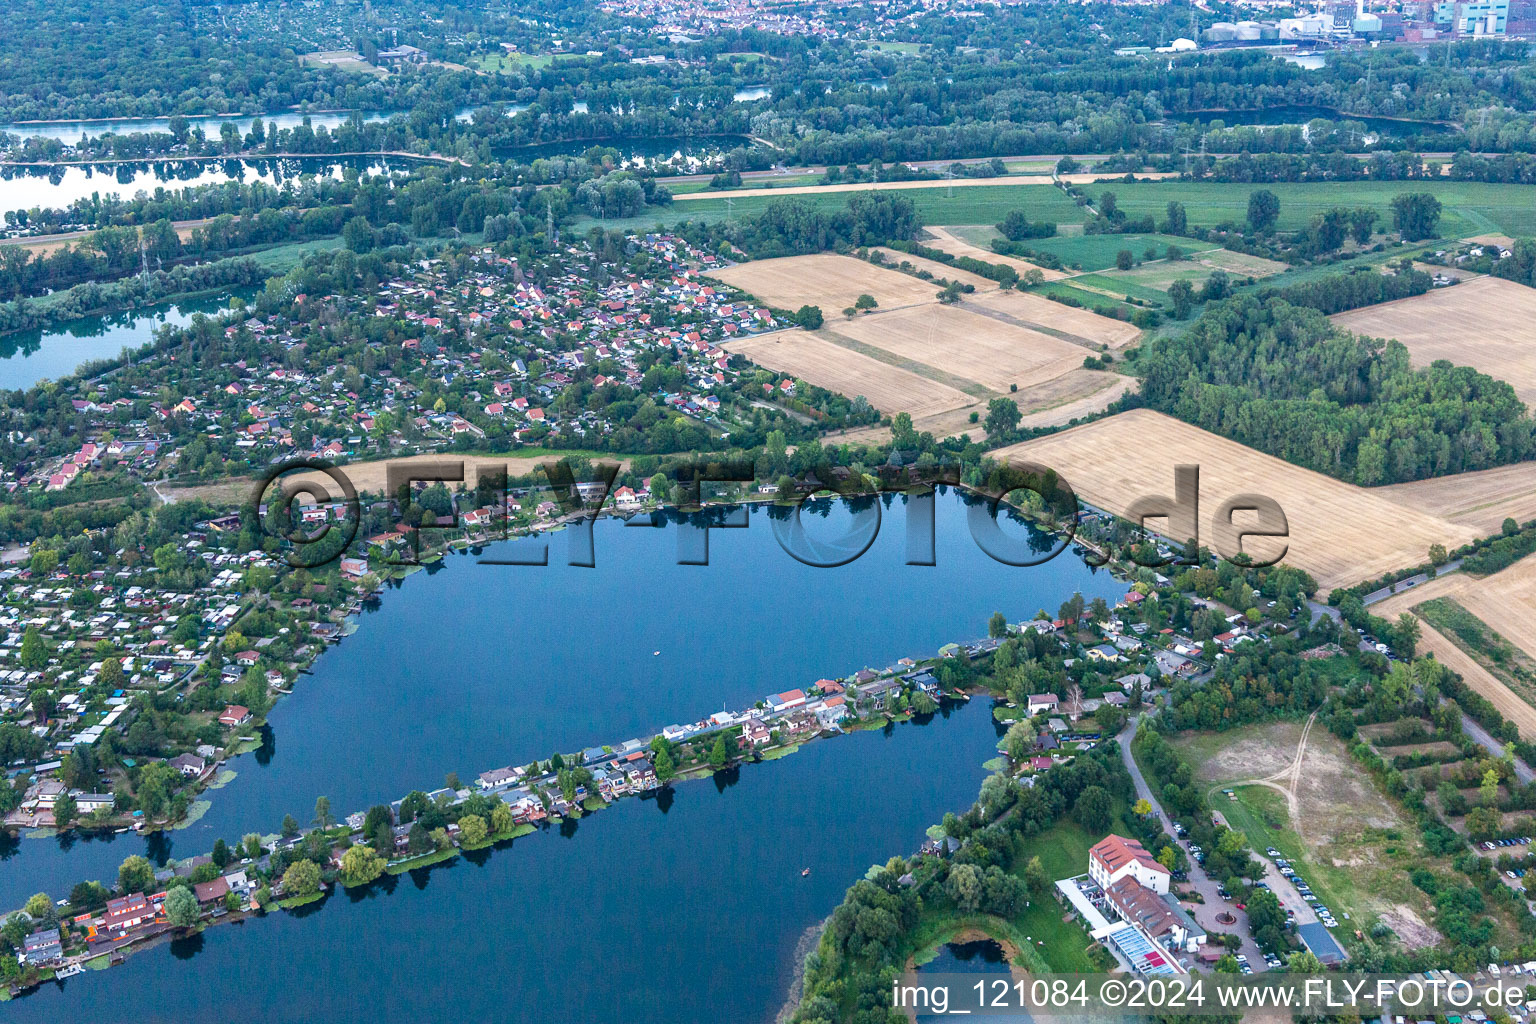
[1135,295,1536,484]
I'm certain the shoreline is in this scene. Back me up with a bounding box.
[7,654,989,995]
[0,108,388,128]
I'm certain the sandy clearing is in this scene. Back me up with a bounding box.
[1375,462,1536,532]
[722,327,974,418]
[707,253,944,312]
[1331,276,1536,407]
[992,409,1475,589]
[824,302,1086,395]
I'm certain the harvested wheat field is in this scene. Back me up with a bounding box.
[825,303,1086,394]
[1373,559,1536,738]
[919,226,1072,281]
[867,247,998,291]
[995,409,1476,589]
[1376,462,1536,532]
[1017,372,1137,429]
[709,254,941,312]
[963,287,1141,349]
[723,328,973,419]
[1331,276,1536,406]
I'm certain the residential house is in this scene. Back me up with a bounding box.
[22,927,62,964]
[1027,693,1060,716]
[169,753,206,778]
[101,893,153,936]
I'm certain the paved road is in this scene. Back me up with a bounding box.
[1461,713,1536,785]
[1117,718,1268,971]
[1360,561,1462,606]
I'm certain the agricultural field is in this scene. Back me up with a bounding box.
[1008,233,1215,272]
[867,247,999,290]
[825,303,1087,395]
[1016,372,1138,429]
[721,328,976,420]
[1371,567,1536,740]
[671,175,1052,201]
[658,183,1091,229]
[918,226,1072,281]
[1375,462,1536,532]
[1331,277,1536,407]
[708,253,941,311]
[994,409,1477,589]
[1083,180,1536,238]
[1172,720,1446,949]
[961,288,1142,348]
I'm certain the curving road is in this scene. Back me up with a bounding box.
[1117,716,1268,971]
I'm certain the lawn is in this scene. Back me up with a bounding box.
[1083,180,1536,238]
[475,52,565,72]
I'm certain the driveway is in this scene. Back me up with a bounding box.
[1117,718,1268,971]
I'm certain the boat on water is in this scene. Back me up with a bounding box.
[801,867,811,877]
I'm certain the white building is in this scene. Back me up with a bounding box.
[1089,835,1172,895]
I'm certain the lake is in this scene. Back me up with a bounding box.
[0,492,1125,913]
[9,702,1001,1023]
[0,110,402,146]
[2,157,412,217]
[1170,104,1458,138]
[916,939,1026,1024]
[0,290,248,391]
[491,132,752,162]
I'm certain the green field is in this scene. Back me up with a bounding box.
[475,52,566,72]
[1019,232,1216,271]
[1087,180,1536,238]
[661,183,1089,228]
[1027,280,1137,318]
[1071,272,1173,305]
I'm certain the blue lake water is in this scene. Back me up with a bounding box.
[1,156,410,216]
[0,494,1122,906]
[0,110,400,145]
[916,940,1027,1023]
[0,291,246,391]
[1,493,1124,1020]
[10,703,999,1023]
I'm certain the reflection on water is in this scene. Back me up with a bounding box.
[0,289,250,391]
[2,156,409,215]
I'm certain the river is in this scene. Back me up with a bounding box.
[0,290,248,391]
[3,492,1123,1021]
[0,494,1122,907]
